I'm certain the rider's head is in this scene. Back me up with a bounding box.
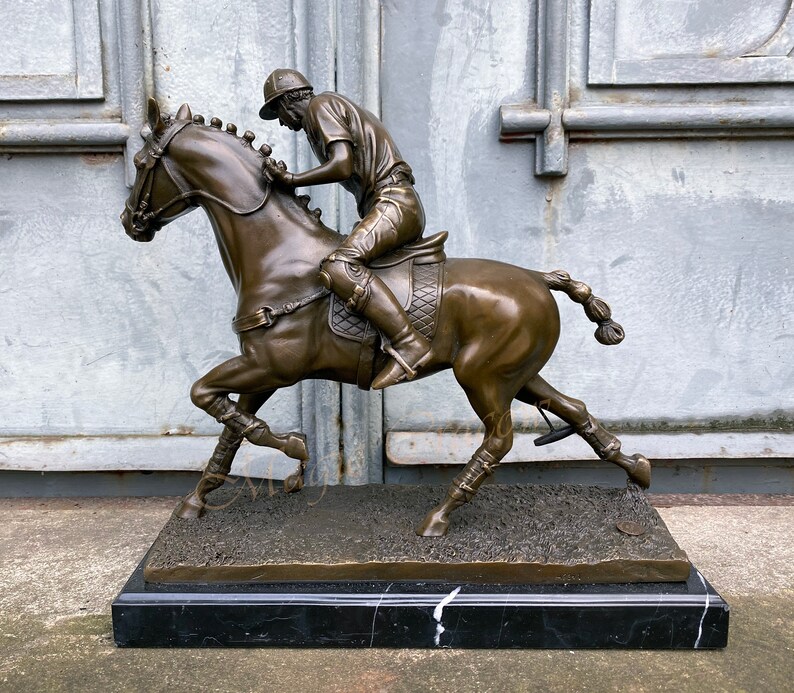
[259,68,314,132]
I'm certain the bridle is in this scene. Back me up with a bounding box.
[125,119,194,233]
[126,119,271,234]
[125,116,321,334]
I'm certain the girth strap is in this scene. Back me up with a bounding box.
[232,287,331,334]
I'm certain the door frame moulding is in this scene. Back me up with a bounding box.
[501,0,794,176]
[0,0,150,186]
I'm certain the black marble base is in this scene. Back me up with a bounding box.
[113,556,729,649]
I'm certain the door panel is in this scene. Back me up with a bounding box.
[2,0,792,484]
[379,0,794,469]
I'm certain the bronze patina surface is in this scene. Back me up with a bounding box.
[144,484,689,584]
[121,85,653,537]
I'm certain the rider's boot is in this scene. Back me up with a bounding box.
[320,258,431,389]
[364,276,432,389]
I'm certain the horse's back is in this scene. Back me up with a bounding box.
[442,257,558,320]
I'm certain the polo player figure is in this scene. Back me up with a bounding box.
[259,68,431,389]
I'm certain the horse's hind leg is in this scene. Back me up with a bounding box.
[517,375,651,488]
[417,380,516,537]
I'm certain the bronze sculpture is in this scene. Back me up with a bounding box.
[121,89,651,537]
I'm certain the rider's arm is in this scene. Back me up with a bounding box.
[289,141,353,187]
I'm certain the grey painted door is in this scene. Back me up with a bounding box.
[1,1,792,489]
[377,1,794,483]
[0,0,339,482]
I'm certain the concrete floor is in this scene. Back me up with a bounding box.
[0,495,792,693]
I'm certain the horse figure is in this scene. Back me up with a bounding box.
[121,100,651,537]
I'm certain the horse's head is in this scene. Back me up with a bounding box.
[121,99,197,242]
[121,99,277,242]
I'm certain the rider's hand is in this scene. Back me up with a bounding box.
[263,157,295,189]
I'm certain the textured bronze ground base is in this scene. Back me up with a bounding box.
[144,483,689,584]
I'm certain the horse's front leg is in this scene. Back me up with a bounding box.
[189,354,309,461]
[176,390,274,519]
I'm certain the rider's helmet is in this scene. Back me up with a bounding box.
[259,68,313,120]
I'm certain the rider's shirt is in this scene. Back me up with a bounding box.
[303,92,414,217]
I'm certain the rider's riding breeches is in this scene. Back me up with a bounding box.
[332,184,425,265]
[319,184,425,308]
[319,183,432,387]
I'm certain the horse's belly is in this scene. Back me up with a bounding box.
[237,301,363,387]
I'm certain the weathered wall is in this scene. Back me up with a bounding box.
[1,0,792,483]
[380,0,793,470]
[0,0,310,477]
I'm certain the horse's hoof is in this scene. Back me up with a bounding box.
[283,470,304,494]
[416,510,450,537]
[628,454,652,489]
[283,433,309,461]
[175,494,205,519]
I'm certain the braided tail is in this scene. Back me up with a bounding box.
[541,270,625,345]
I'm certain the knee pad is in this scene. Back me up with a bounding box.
[319,255,373,312]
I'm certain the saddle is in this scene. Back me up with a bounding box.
[330,231,447,389]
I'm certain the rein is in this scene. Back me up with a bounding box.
[126,120,270,231]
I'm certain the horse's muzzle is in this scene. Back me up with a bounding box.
[120,208,156,242]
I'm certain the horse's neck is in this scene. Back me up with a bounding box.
[171,127,343,312]
[205,187,341,262]
[203,189,342,315]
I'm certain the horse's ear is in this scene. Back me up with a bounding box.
[175,102,192,121]
[147,98,166,136]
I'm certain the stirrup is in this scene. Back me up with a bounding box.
[533,406,576,446]
[382,343,419,380]
[371,346,432,389]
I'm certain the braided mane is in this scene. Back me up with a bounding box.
[157,110,322,220]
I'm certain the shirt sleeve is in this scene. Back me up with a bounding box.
[304,95,353,158]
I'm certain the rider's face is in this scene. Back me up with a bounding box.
[277,99,303,131]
